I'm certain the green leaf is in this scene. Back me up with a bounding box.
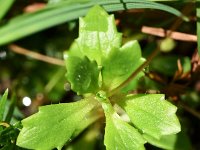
[66,5,122,64]
[144,134,177,150]
[0,0,14,20]
[96,92,146,150]
[0,89,8,122]
[118,94,181,139]
[143,131,192,150]
[5,94,16,123]
[121,59,145,92]
[77,5,121,63]
[102,41,144,91]
[71,108,100,139]
[0,1,183,46]
[104,113,146,150]
[16,99,97,150]
[65,56,99,95]
[66,6,145,92]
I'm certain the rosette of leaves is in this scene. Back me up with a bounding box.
[17,6,181,150]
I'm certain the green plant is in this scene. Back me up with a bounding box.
[0,90,24,150]
[16,6,181,150]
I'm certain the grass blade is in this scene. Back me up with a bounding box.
[0,0,183,46]
[0,89,8,121]
[0,0,15,20]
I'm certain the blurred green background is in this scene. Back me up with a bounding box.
[0,0,200,149]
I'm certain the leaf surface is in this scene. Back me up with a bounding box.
[97,93,146,150]
[104,113,146,150]
[118,94,181,139]
[143,131,192,150]
[102,41,144,90]
[17,99,96,150]
[65,5,122,64]
[121,60,145,93]
[65,56,99,94]
[77,5,122,64]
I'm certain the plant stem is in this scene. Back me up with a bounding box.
[109,47,160,97]
[109,3,193,97]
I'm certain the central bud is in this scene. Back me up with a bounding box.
[96,90,107,102]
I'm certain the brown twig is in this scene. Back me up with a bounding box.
[9,44,65,66]
[142,26,197,42]
[24,3,46,13]
[109,4,192,96]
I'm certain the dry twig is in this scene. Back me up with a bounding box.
[142,26,197,42]
[9,44,65,66]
